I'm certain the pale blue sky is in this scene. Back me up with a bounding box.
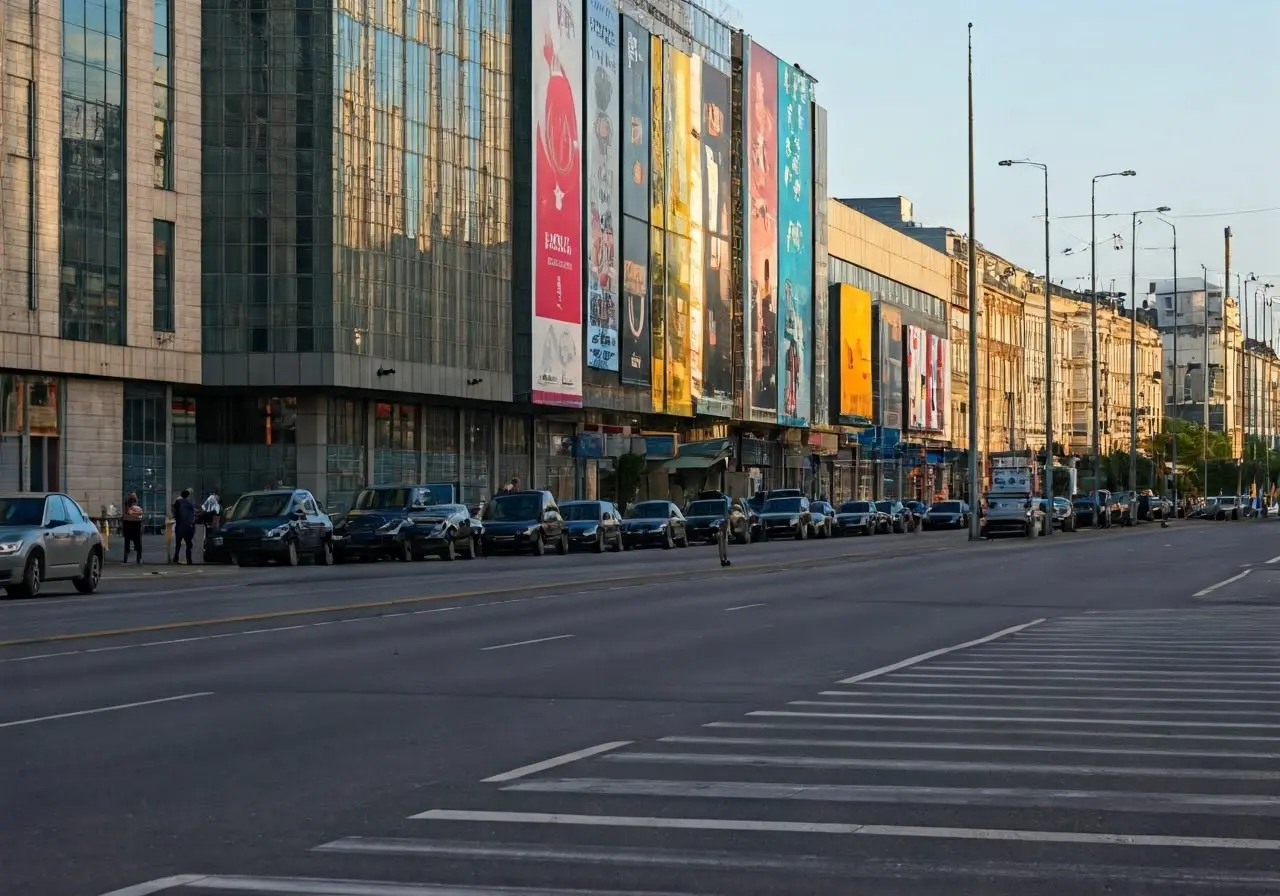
[732,0,1280,303]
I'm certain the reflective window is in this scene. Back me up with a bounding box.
[829,255,948,325]
[153,220,175,331]
[123,383,168,530]
[326,398,365,508]
[153,0,173,188]
[60,0,127,345]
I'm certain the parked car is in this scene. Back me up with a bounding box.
[0,492,104,597]
[332,484,448,562]
[1037,496,1076,532]
[759,495,813,540]
[480,490,568,555]
[903,501,926,531]
[1210,495,1242,521]
[922,500,969,530]
[216,488,335,567]
[683,492,757,545]
[875,500,910,534]
[1072,494,1100,528]
[834,500,879,536]
[808,501,837,538]
[622,500,689,549]
[559,500,624,553]
[402,502,483,560]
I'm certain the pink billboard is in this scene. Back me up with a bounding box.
[906,326,949,433]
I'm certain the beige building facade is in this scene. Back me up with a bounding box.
[1,0,200,519]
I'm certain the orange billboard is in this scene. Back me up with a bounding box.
[837,284,873,424]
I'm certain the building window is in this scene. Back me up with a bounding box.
[153,220,175,331]
[326,397,365,511]
[123,384,168,531]
[423,407,459,488]
[153,0,174,189]
[60,0,126,345]
[373,401,419,485]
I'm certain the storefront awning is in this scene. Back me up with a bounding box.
[661,451,732,471]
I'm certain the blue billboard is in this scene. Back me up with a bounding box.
[775,60,814,427]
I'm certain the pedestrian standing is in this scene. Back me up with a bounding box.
[121,492,144,564]
[201,486,222,557]
[172,488,197,564]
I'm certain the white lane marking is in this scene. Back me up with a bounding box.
[411,808,1280,850]
[857,680,1280,696]
[724,603,765,612]
[819,689,1280,706]
[1194,568,1253,597]
[97,877,209,896]
[791,699,1280,718]
[706,720,1280,743]
[748,709,1280,729]
[480,634,574,652]
[0,692,212,730]
[1267,555,1280,564]
[659,734,1280,761]
[893,671,1280,686]
[915,666,1280,680]
[481,741,632,783]
[836,619,1044,685]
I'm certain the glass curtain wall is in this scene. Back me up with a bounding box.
[461,409,491,504]
[497,415,530,490]
[0,375,21,492]
[373,401,419,484]
[536,420,576,502]
[326,397,365,510]
[123,384,169,530]
[423,406,459,492]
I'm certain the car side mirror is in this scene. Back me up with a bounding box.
[294,508,307,519]
[46,519,67,528]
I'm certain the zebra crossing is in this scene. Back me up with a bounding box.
[105,608,1280,895]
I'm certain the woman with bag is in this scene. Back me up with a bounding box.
[122,493,145,564]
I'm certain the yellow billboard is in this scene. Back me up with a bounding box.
[838,284,873,423]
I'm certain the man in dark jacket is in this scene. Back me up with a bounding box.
[172,489,197,564]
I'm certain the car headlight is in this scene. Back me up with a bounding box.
[377,520,404,534]
[525,525,540,536]
[789,516,799,526]
[0,540,23,555]
[582,525,598,537]
[212,537,224,546]
[265,525,290,538]
[711,518,725,528]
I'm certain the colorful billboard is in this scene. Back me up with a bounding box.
[776,60,814,427]
[905,328,950,433]
[874,304,903,430]
[649,224,666,411]
[745,41,779,418]
[699,61,733,414]
[649,35,665,228]
[663,45,692,417]
[836,284,873,424]
[531,0,583,407]
[687,60,704,401]
[620,17,649,222]
[619,216,650,384]
[649,36,665,406]
[584,0,619,372]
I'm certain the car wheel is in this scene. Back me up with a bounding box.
[396,539,413,562]
[317,538,335,566]
[557,532,570,555]
[285,541,299,567]
[440,536,457,561]
[72,548,103,595]
[13,551,43,598]
[594,531,606,553]
[736,528,750,545]
[678,532,690,548]
[663,528,675,549]
[532,533,545,556]
[796,524,806,541]
[462,534,477,559]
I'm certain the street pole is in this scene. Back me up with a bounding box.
[966,23,981,542]
[1158,217,1177,512]
[998,159,1052,530]
[1202,264,1211,498]
[1128,208,1168,496]
[1090,170,1136,492]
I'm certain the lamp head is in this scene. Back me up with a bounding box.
[998,160,1014,167]
[1156,205,1171,213]
[1121,170,1136,176]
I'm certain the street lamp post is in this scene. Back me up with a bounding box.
[1156,217,1177,511]
[1091,171,1137,488]
[1201,264,1211,498]
[1129,207,1170,496]
[999,159,1053,529]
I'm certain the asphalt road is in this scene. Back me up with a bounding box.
[4,518,1280,895]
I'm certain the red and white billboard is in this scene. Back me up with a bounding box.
[906,325,949,433]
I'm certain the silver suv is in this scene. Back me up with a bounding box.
[0,493,104,598]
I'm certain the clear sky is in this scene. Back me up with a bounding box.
[730,0,1280,310]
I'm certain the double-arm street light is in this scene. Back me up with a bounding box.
[999,159,1053,527]
[1129,207,1171,495]
[1201,263,1211,496]
[1154,216,1177,509]
[1091,171,1137,485]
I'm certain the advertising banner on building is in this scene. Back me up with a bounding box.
[837,284,873,425]
[745,41,779,419]
[905,326,950,433]
[648,36,665,408]
[649,224,666,411]
[531,0,584,407]
[687,60,704,401]
[620,17,649,222]
[619,215,650,385]
[649,35,665,229]
[663,45,692,417]
[665,231,694,417]
[776,60,814,427]
[874,304,903,430]
[930,331,952,432]
[584,0,619,372]
[698,61,733,416]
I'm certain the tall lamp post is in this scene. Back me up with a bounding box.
[1128,207,1170,495]
[1091,170,1137,487]
[1201,264,1212,497]
[966,24,981,542]
[1155,216,1177,510]
[999,159,1053,528]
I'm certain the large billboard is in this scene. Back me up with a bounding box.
[837,284,873,425]
[874,304,903,430]
[699,61,733,414]
[531,0,583,407]
[649,36,665,406]
[932,332,952,433]
[619,217,650,384]
[905,327,950,433]
[687,60,704,403]
[619,17,650,222]
[776,60,814,427]
[584,0,619,372]
[663,45,692,417]
[744,41,779,418]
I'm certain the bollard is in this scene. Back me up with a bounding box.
[101,518,111,553]
[165,516,175,563]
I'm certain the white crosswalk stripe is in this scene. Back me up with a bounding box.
[101,608,1280,895]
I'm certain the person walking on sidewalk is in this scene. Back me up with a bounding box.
[172,489,197,565]
[200,487,222,555]
[121,492,144,564]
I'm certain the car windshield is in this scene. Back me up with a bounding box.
[0,497,45,526]
[225,493,292,521]
[482,494,542,521]
[560,502,602,521]
[686,500,726,516]
[417,504,461,517]
[353,487,416,510]
[840,502,873,513]
[1073,498,1093,507]
[1054,498,1070,509]
[875,501,894,512]
[763,498,802,513]
[930,501,962,513]
[627,501,670,519]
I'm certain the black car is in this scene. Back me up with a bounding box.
[215,488,335,567]
[684,493,756,544]
[622,500,689,549]
[808,501,836,538]
[759,496,812,540]
[333,484,446,562]
[559,500,624,552]
[903,501,926,531]
[834,500,879,536]
[875,500,909,534]
[1072,495,1100,527]
[1036,496,1076,532]
[480,490,568,555]
[922,500,969,530]
[403,503,483,560]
